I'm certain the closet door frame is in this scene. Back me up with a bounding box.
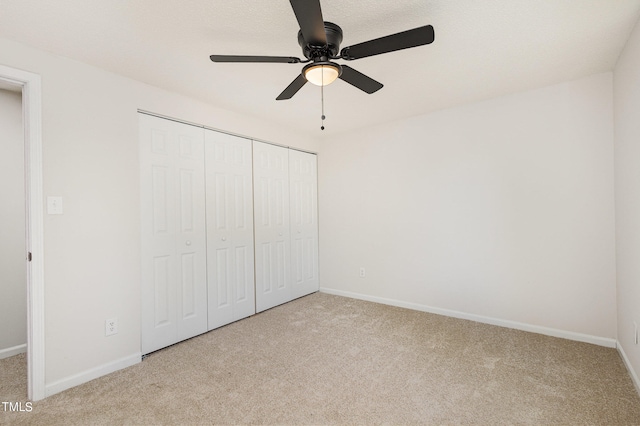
[139,112,320,346]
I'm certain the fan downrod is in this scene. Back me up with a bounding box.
[298,22,343,60]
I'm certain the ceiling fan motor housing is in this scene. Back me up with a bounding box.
[298,22,343,60]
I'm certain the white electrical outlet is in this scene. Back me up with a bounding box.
[105,318,118,336]
[634,322,638,345]
[359,267,365,278]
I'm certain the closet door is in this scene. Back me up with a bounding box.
[205,130,255,329]
[289,150,319,298]
[253,141,291,312]
[140,114,207,355]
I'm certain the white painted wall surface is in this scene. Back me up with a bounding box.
[318,72,617,340]
[0,37,319,394]
[614,16,640,388]
[0,88,26,355]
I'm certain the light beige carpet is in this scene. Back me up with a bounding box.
[1,292,639,425]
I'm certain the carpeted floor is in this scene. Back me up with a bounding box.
[1,292,639,425]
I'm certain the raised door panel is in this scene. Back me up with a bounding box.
[140,114,207,355]
[205,130,255,329]
[253,141,291,313]
[289,150,319,298]
[175,133,207,341]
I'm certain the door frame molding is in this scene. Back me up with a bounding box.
[0,64,45,401]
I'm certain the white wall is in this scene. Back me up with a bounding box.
[614,16,640,389]
[0,88,26,356]
[318,72,617,341]
[0,37,319,394]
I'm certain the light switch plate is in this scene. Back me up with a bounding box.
[47,196,63,215]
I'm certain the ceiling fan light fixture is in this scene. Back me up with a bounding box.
[303,62,342,86]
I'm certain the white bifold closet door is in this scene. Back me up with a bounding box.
[289,149,319,298]
[253,141,292,312]
[205,130,256,330]
[140,114,207,355]
[254,141,319,312]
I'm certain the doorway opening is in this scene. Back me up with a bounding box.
[0,85,27,399]
[0,65,45,401]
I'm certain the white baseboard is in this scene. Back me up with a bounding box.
[0,344,27,360]
[618,343,640,396]
[320,287,617,348]
[45,353,141,398]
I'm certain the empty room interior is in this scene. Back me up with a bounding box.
[2,0,640,424]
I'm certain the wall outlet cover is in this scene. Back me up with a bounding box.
[105,318,118,336]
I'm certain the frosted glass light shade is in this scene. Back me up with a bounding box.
[304,63,340,86]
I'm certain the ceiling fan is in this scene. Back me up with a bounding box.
[210,0,435,101]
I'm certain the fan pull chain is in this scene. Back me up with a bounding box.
[320,66,327,130]
[321,82,325,131]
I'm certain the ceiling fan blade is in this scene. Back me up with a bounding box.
[339,65,383,94]
[289,0,327,46]
[276,74,308,100]
[210,55,302,63]
[340,25,435,60]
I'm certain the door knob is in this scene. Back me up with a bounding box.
[222,237,227,241]
[185,240,191,246]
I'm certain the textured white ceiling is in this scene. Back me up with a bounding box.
[1,0,639,138]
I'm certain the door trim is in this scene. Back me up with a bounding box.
[0,64,45,401]
[137,109,318,156]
